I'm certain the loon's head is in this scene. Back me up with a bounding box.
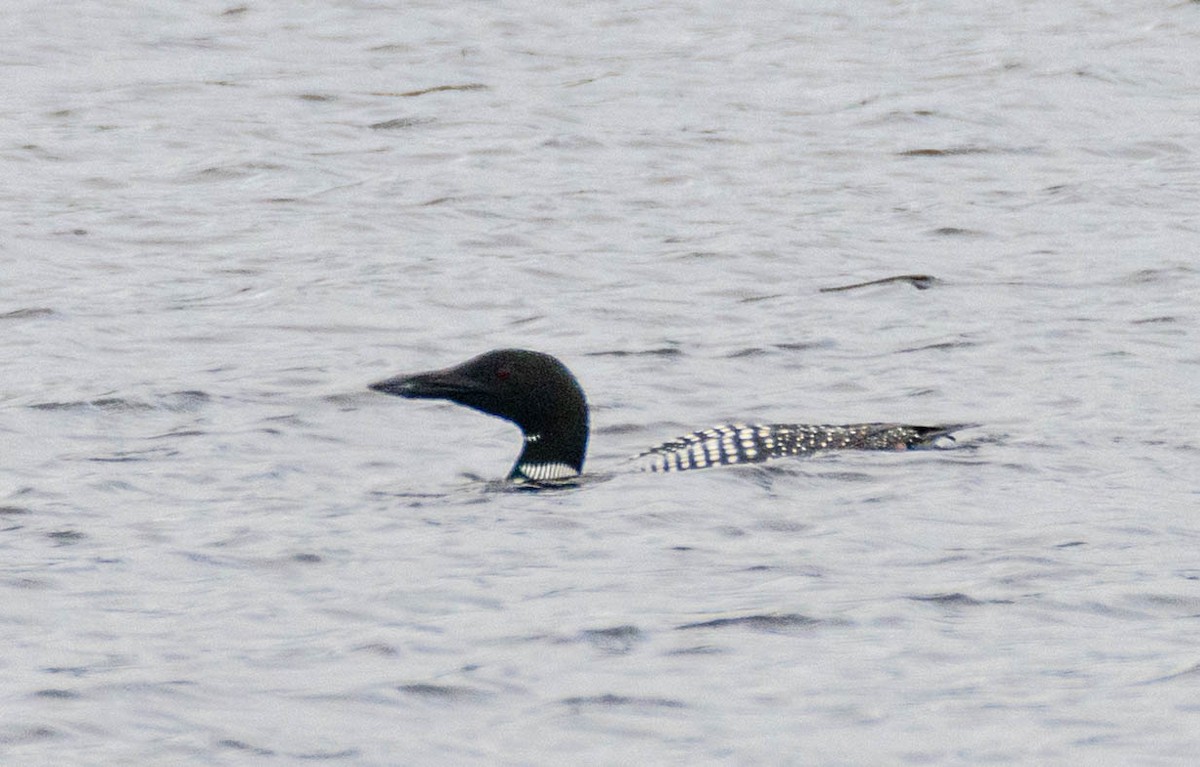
[369,349,589,482]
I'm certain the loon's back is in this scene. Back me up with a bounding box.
[369,349,969,483]
[629,422,962,473]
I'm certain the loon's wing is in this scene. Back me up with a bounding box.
[629,422,970,473]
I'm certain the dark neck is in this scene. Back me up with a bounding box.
[508,407,589,482]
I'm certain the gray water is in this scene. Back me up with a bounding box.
[4,1,1200,764]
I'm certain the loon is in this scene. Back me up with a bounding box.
[369,349,967,483]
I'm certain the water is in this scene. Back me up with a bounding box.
[4,1,1199,763]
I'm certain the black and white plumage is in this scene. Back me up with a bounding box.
[628,422,961,473]
[369,349,967,483]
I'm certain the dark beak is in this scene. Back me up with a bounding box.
[369,367,480,401]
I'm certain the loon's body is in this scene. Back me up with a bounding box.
[369,349,966,483]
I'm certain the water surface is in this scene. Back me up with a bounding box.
[3,1,1199,764]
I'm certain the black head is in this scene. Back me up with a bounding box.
[369,349,590,479]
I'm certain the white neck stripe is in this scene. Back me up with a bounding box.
[517,462,579,481]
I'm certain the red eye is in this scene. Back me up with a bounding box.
[496,367,511,381]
